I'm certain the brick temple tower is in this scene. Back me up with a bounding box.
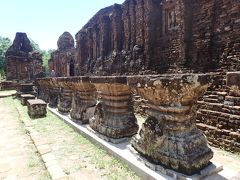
[5,32,44,81]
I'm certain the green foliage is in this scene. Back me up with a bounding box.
[30,39,55,76]
[30,39,41,52]
[42,49,55,75]
[0,36,12,76]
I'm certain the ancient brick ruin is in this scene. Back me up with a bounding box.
[5,32,44,81]
[50,0,239,76]
[48,32,76,77]
[197,73,240,152]
[46,0,240,153]
[15,0,240,177]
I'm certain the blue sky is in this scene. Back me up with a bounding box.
[0,0,125,50]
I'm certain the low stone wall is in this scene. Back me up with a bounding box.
[37,74,215,175]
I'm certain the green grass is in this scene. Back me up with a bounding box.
[11,97,140,180]
[2,97,51,180]
[3,97,27,135]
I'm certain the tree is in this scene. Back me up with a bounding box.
[42,49,55,75]
[30,39,55,75]
[0,36,12,76]
[30,39,41,52]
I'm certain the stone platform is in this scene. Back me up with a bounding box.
[16,83,36,98]
[21,94,35,106]
[128,145,222,180]
[48,106,224,180]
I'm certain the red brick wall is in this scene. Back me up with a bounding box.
[191,0,240,71]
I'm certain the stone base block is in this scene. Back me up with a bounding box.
[48,88,59,108]
[128,145,223,180]
[90,116,139,139]
[87,125,130,144]
[21,94,35,106]
[57,90,72,114]
[27,99,47,119]
[68,115,83,125]
[17,91,37,98]
[131,125,214,176]
[70,98,96,124]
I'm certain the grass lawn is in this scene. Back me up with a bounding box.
[11,97,140,180]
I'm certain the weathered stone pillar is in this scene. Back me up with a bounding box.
[67,77,96,123]
[89,76,139,140]
[56,78,73,114]
[48,78,60,108]
[128,74,213,175]
[37,79,50,103]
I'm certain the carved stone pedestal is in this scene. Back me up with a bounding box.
[48,88,59,108]
[69,77,96,124]
[129,74,213,175]
[90,76,139,140]
[48,78,59,108]
[57,89,72,114]
[56,78,73,114]
[37,79,50,103]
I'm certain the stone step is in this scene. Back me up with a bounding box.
[204,98,220,103]
[226,105,240,111]
[205,91,217,95]
[199,101,240,115]
[225,96,240,101]
[197,100,204,105]
[199,109,240,120]
[216,91,228,96]
[208,94,219,99]
[198,102,224,111]
[197,111,240,131]
[224,96,240,106]
[214,88,230,92]
[197,123,218,131]
[197,123,240,152]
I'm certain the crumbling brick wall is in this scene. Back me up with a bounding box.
[190,0,240,71]
[197,73,240,152]
[51,0,239,76]
[5,32,44,81]
[75,0,189,75]
[49,32,76,77]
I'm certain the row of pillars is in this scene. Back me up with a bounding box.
[37,74,214,175]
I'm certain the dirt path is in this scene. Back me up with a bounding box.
[0,98,50,180]
[12,97,140,180]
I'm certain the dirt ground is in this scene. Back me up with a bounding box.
[0,97,50,179]
[11,96,140,180]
